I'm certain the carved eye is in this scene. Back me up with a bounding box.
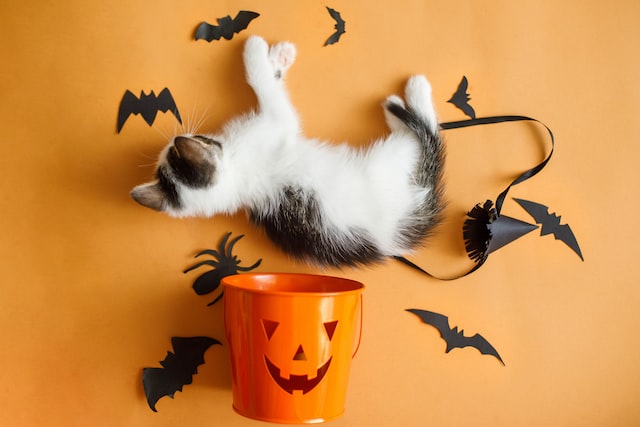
[323,321,338,341]
[262,319,279,340]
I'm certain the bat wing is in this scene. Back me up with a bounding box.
[459,101,476,120]
[407,309,504,365]
[447,76,476,119]
[324,7,346,46]
[447,77,469,108]
[554,223,583,260]
[324,32,342,46]
[156,88,182,124]
[142,367,180,412]
[460,75,469,91]
[406,308,453,343]
[194,21,222,42]
[117,90,140,133]
[513,198,550,224]
[461,333,504,365]
[513,198,583,260]
[142,336,220,411]
[231,10,260,33]
[195,11,258,42]
[327,7,346,28]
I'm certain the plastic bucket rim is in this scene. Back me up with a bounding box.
[221,272,365,297]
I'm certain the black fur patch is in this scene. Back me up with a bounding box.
[166,145,214,188]
[250,186,383,267]
[385,102,443,189]
[156,165,182,209]
[385,101,446,243]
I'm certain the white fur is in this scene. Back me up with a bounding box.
[137,37,438,256]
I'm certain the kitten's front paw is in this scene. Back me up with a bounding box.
[269,42,296,79]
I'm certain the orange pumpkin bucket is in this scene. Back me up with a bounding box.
[223,273,364,424]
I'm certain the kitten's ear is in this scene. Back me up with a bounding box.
[130,183,166,211]
[174,136,209,164]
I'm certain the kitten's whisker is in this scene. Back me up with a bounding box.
[133,147,162,169]
[151,125,171,142]
[183,103,191,134]
[137,151,158,161]
[188,104,195,134]
[137,161,158,168]
[186,102,198,135]
[174,115,181,136]
[178,96,212,136]
[192,105,211,135]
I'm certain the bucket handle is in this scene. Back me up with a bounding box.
[352,294,363,357]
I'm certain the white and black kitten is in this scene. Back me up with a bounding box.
[131,36,445,268]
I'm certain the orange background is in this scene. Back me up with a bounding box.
[1,1,639,425]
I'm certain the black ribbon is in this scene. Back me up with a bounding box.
[396,115,555,280]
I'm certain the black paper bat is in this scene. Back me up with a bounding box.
[184,232,262,306]
[142,336,220,411]
[194,10,259,42]
[513,198,583,260]
[447,76,476,119]
[117,88,182,133]
[406,309,504,365]
[324,7,346,46]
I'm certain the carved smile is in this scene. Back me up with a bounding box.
[264,356,332,394]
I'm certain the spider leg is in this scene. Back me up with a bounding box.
[183,259,219,274]
[207,292,225,306]
[223,233,246,258]
[218,232,235,257]
[194,249,221,259]
[236,258,263,271]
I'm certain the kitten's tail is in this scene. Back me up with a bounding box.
[383,75,446,249]
[384,75,445,197]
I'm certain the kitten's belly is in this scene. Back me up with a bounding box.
[292,142,419,237]
[248,184,420,267]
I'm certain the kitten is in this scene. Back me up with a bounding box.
[131,36,445,268]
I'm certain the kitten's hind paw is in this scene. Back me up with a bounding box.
[405,75,432,105]
[405,75,438,133]
[269,42,297,79]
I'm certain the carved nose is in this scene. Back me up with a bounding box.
[293,345,307,361]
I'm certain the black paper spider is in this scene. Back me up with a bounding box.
[183,232,262,306]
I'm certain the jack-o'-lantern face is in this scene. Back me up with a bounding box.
[261,318,339,394]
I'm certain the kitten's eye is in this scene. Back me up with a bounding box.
[194,135,222,149]
[171,145,181,158]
